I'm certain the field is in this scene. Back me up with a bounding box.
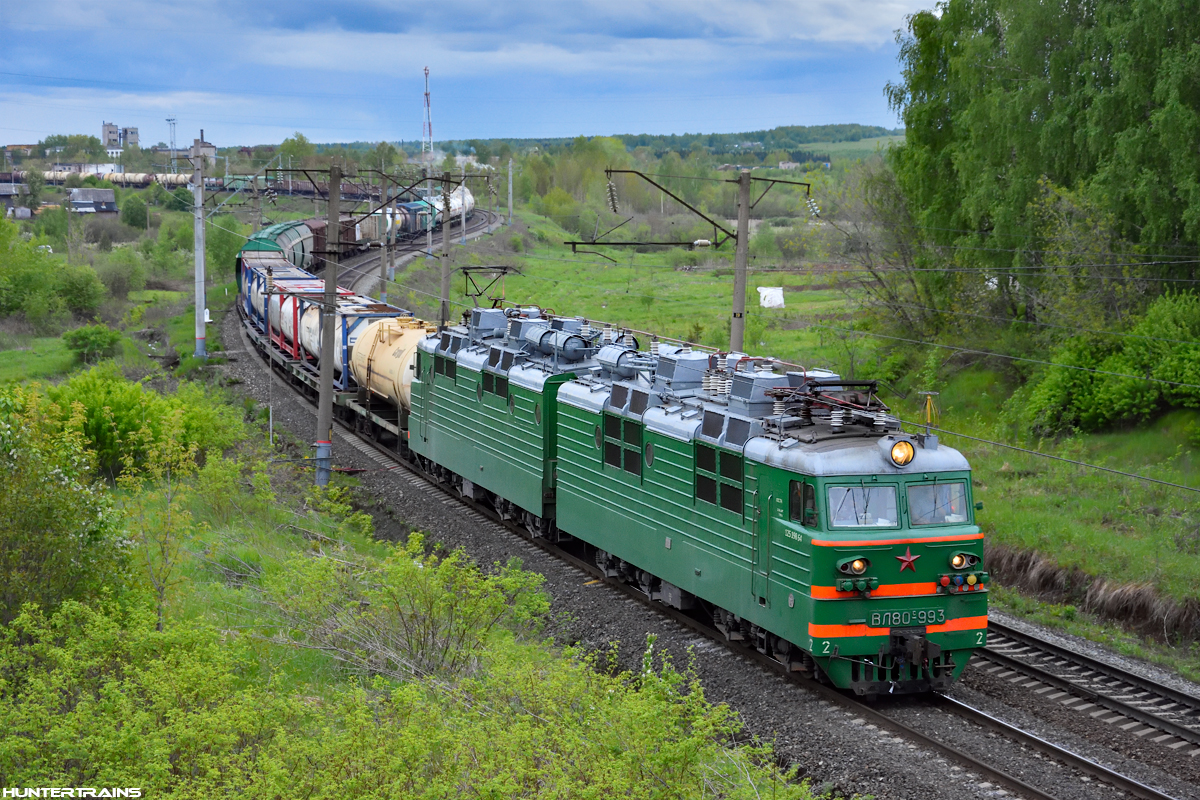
[806,134,905,163]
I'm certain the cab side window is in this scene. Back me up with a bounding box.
[789,481,819,528]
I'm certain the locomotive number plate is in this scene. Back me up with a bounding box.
[870,609,945,627]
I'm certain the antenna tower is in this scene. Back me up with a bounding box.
[421,67,433,164]
[166,116,177,172]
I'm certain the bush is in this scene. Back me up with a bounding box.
[95,247,147,299]
[0,388,126,624]
[62,323,122,363]
[56,263,106,316]
[48,363,245,477]
[120,195,148,229]
[205,214,244,280]
[1014,293,1200,433]
[167,186,193,212]
[21,292,70,335]
[777,229,809,261]
[84,216,142,246]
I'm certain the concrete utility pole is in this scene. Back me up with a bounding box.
[439,172,452,329]
[192,137,207,360]
[425,169,434,259]
[251,180,261,233]
[730,169,751,353]
[378,175,388,303]
[315,165,341,487]
[507,158,513,226]
[387,185,397,299]
[379,174,393,304]
[460,167,467,244]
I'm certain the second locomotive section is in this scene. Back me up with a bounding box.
[408,308,989,695]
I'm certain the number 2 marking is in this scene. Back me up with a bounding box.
[975,632,985,645]
[821,640,832,654]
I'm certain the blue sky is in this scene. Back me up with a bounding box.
[0,1,927,148]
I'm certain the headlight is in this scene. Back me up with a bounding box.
[949,552,978,569]
[837,558,869,576]
[890,440,915,466]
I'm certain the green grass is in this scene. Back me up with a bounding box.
[166,280,238,374]
[172,472,394,691]
[0,337,77,382]
[129,289,186,305]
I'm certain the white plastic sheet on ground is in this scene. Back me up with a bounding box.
[757,287,785,308]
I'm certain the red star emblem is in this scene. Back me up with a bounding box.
[896,546,920,572]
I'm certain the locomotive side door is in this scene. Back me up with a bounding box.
[746,463,771,603]
[417,350,430,442]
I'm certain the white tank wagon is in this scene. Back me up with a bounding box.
[349,318,436,410]
[102,173,153,186]
[155,174,193,187]
[437,185,474,227]
[297,296,425,389]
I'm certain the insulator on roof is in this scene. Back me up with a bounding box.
[830,408,845,432]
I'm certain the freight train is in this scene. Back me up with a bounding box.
[236,185,474,268]
[237,238,988,697]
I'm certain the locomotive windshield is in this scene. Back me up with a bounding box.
[827,485,898,528]
[907,482,969,526]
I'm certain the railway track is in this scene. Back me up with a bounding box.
[234,309,1187,800]
[972,621,1200,755]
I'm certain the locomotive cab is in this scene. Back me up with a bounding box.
[752,432,986,695]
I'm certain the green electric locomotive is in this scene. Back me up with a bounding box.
[408,306,987,695]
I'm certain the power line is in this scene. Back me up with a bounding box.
[806,323,1200,391]
[455,238,1200,280]
[902,420,1200,496]
[883,301,1200,347]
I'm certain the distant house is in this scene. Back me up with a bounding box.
[70,188,118,216]
[5,145,36,158]
[778,162,801,170]
[0,183,27,211]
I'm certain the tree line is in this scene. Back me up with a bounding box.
[825,0,1200,434]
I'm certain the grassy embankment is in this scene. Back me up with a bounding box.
[0,318,816,795]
